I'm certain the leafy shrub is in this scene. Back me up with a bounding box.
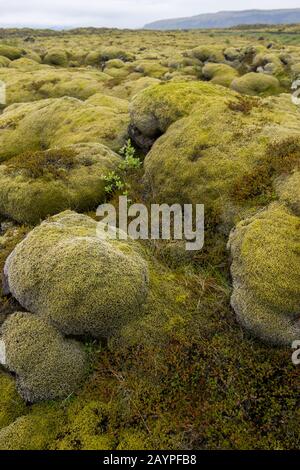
[103,139,141,197]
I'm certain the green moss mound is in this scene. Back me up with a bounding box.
[228,203,300,345]
[0,94,129,160]
[0,412,62,450]
[0,55,11,67]
[43,49,68,67]
[132,60,168,79]
[56,400,115,450]
[187,45,224,63]
[0,67,113,105]
[130,81,230,138]
[116,430,149,450]
[202,63,238,88]
[0,373,27,429]
[111,76,161,100]
[224,47,244,62]
[24,50,42,63]
[291,63,300,78]
[0,44,22,60]
[9,57,43,71]
[0,312,88,401]
[141,87,300,230]
[252,52,285,78]
[0,143,120,224]
[231,72,280,96]
[85,47,134,67]
[4,211,149,338]
[276,171,300,216]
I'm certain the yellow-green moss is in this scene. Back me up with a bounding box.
[202,63,238,88]
[0,411,62,450]
[142,86,300,230]
[43,49,68,67]
[5,211,149,338]
[0,143,120,224]
[130,81,232,137]
[187,45,224,63]
[132,60,168,79]
[228,203,300,345]
[252,52,285,80]
[85,47,134,67]
[55,400,115,450]
[0,67,112,105]
[1,312,88,401]
[231,72,280,96]
[0,44,22,60]
[0,372,27,429]
[9,57,44,71]
[276,170,300,215]
[0,94,129,160]
[117,430,149,450]
[0,55,11,67]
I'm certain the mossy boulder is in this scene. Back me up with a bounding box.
[24,50,42,63]
[130,81,228,138]
[0,412,61,450]
[0,56,11,67]
[0,143,120,224]
[140,83,300,220]
[0,94,129,160]
[224,47,244,62]
[291,63,300,78]
[132,60,168,79]
[85,47,134,67]
[0,373,27,429]
[187,45,224,63]
[276,171,300,216]
[8,57,44,71]
[231,72,280,96]
[56,400,115,450]
[0,312,88,401]
[252,52,285,78]
[0,45,22,60]
[43,49,68,67]
[106,58,125,69]
[228,203,300,345]
[4,211,149,337]
[112,76,161,100]
[0,67,111,105]
[202,63,238,87]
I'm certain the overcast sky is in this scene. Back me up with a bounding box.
[1,0,300,29]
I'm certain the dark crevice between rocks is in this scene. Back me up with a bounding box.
[128,123,163,156]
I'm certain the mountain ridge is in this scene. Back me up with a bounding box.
[144,8,300,30]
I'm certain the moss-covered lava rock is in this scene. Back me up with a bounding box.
[0,44,22,61]
[136,82,300,230]
[4,211,149,338]
[231,72,280,96]
[0,93,129,160]
[0,143,120,224]
[276,171,300,216]
[228,203,300,345]
[0,312,88,401]
[202,63,238,88]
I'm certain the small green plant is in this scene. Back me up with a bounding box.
[103,139,141,198]
[119,139,142,171]
[103,171,126,196]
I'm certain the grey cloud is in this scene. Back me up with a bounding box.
[0,0,300,28]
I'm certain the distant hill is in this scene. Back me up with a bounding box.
[144,9,300,30]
